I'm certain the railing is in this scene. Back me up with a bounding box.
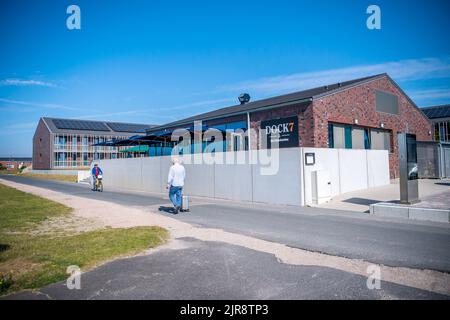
[53,161,91,168]
[53,145,118,152]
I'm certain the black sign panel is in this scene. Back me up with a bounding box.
[261,116,299,149]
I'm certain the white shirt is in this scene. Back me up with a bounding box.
[167,163,186,187]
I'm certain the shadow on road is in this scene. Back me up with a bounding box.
[158,206,176,214]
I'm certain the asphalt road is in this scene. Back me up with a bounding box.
[4,238,448,300]
[2,175,450,273]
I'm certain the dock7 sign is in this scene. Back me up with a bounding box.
[261,116,299,149]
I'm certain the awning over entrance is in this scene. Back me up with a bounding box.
[91,124,210,147]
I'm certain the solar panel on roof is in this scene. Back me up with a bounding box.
[53,119,110,131]
[107,122,151,133]
[422,105,450,119]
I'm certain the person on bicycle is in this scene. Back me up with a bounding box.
[91,163,103,190]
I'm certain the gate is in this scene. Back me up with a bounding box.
[441,143,450,178]
[417,141,450,179]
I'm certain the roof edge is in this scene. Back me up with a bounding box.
[383,74,432,126]
[40,117,52,133]
[421,104,450,109]
[312,73,432,127]
[148,98,313,132]
[148,74,386,133]
[311,73,387,100]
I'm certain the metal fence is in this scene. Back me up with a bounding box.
[441,143,450,178]
[417,141,450,179]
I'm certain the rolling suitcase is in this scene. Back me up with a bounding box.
[181,195,190,212]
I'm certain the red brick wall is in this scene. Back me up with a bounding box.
[247,76,432,178]
[311,77,432,178]
[250,103,312,149]
[32,119,52,170]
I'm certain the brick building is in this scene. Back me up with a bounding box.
[144,73,432,179]
[421,104,450,143]
[32,118,155,170]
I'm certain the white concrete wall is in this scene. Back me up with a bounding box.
[214,151,253,202]
[77,170,91,182]
[159,155,172,193]
[99,157,143,191]
[96,147,390,207]
[366,150,390,188]
[301,148,390,206]
[302,148,341,205]
[141,157,162,193]
[252,148,302,206]
[338,149,368,193]
[183,154,216,198]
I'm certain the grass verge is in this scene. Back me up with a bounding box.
[0,169,78,183]
[0,183,168,295]
[19,173,78,183]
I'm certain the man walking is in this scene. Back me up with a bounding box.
[166,157,186,214]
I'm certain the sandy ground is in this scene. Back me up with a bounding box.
[1,177,449,296]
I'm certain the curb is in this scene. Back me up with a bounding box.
[370,203,450,223]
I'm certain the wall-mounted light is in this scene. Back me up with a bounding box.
[380,123,385,128]
[354,119,359,125]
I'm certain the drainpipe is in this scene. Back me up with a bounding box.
[246,112,251,150]
[247,112,253,165]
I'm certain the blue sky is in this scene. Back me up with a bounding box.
[1,0,450,157]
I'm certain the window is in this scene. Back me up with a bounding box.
[328,124,334,148]
[328,123,391,151]
[344,126,352,149]
[331,124,345,149]
[231,132,246,151]
[329,124,352,149]
[351,128,365,149]
[435,121,450,142]
[375,90,399,115]
[224,121,247,131]
[370,129,392,152]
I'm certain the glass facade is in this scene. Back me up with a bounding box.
[433,121,450,142]
[52,133,129,168]
[147,120,248,157]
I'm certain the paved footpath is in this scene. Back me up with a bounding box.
[1,175,450,299]
[3,238,449,300]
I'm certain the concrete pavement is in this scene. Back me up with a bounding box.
[3,238,448,300]
[316,179,450,212]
